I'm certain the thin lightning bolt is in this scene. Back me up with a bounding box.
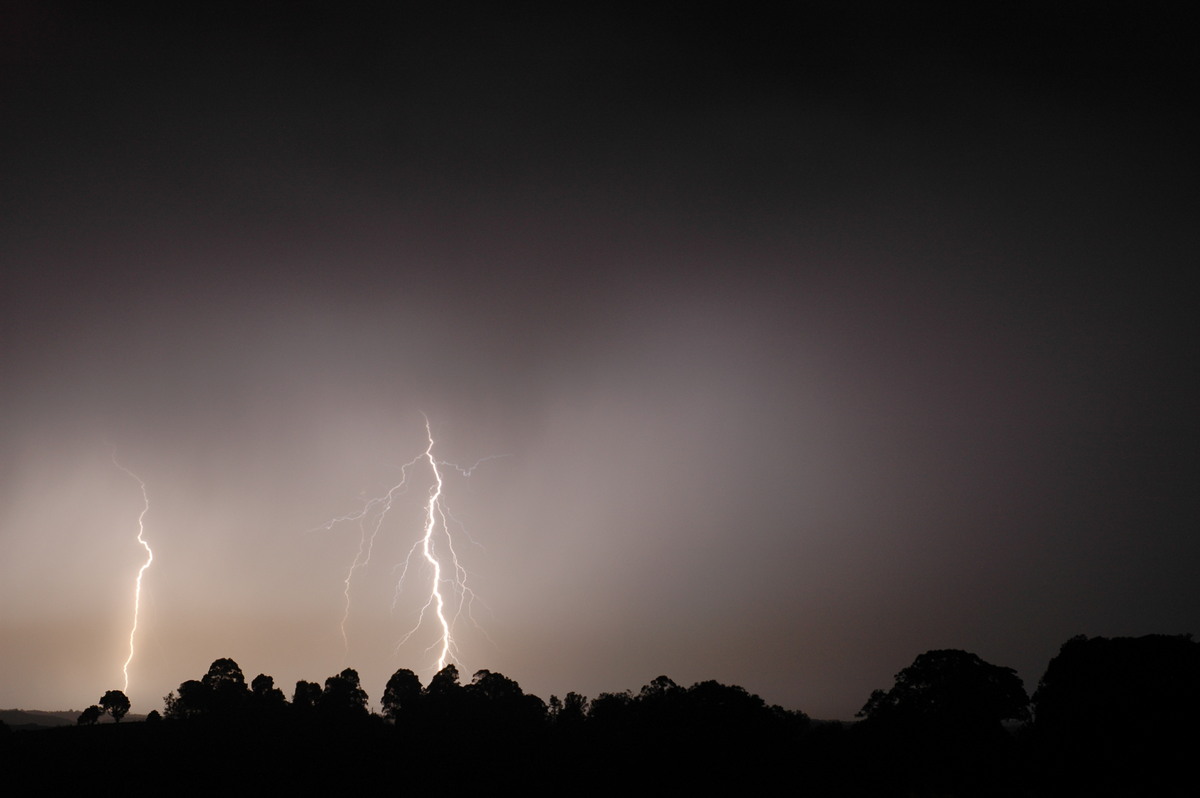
[111,454,152,693]
[312,452,426,659]
[317,415,497,675]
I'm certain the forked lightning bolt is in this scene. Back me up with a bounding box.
[314,450,427,657]
[317,416,496,674]
[112,455,152,693]
[414,428,453,667]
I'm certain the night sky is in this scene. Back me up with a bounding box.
[2,4,1196,721]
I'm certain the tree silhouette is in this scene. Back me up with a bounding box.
[292,680,322,711]
[381,668,422,721]
[640,674,680,699]
[859,649,1029,731]
[467,669,524,702]
[548,691,589,729]
[682,679,790,734]
[465,669,546,733]
[637,674,684,725]
[250,673,286,712]
[419,663,467,729]
[1032,634,1200,791]
[203,657,249,713]
[856,649,1029,793]
[162,659,253,719]
[99,690,131,723]
[425,663,461,696]
[77,705,103,725]
[163,679,208,720]
[203,657,247,691]
[24,652,855,791]
[320,668,368,715]
[586,689,636,740]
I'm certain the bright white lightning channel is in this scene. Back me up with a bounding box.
[112,455,152,693]
[317,417,497,673]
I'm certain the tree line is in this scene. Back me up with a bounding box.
[5,633,1197,794]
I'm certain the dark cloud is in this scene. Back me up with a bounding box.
[2,6,1196,719]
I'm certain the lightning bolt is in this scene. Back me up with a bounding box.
[111,454,152,693]
[312,451,426,659]
[416,427,452,667]
[317,415,498,674]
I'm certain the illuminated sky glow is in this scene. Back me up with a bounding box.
[1,6,1196,720]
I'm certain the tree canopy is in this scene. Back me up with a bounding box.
[164,658,251,719]
[858,649,1029,733]
[1031,634,1200,789]
[99,690,131,723]
[43,637,1197,793]
[319,668,369,716]
[381,668,421,721]
[292,680,322,711]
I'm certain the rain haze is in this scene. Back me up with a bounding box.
[2,4,1196,721]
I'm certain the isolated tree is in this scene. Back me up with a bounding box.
[381,668,422,720]
[78,705,103,726]
[99,690,131,723]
